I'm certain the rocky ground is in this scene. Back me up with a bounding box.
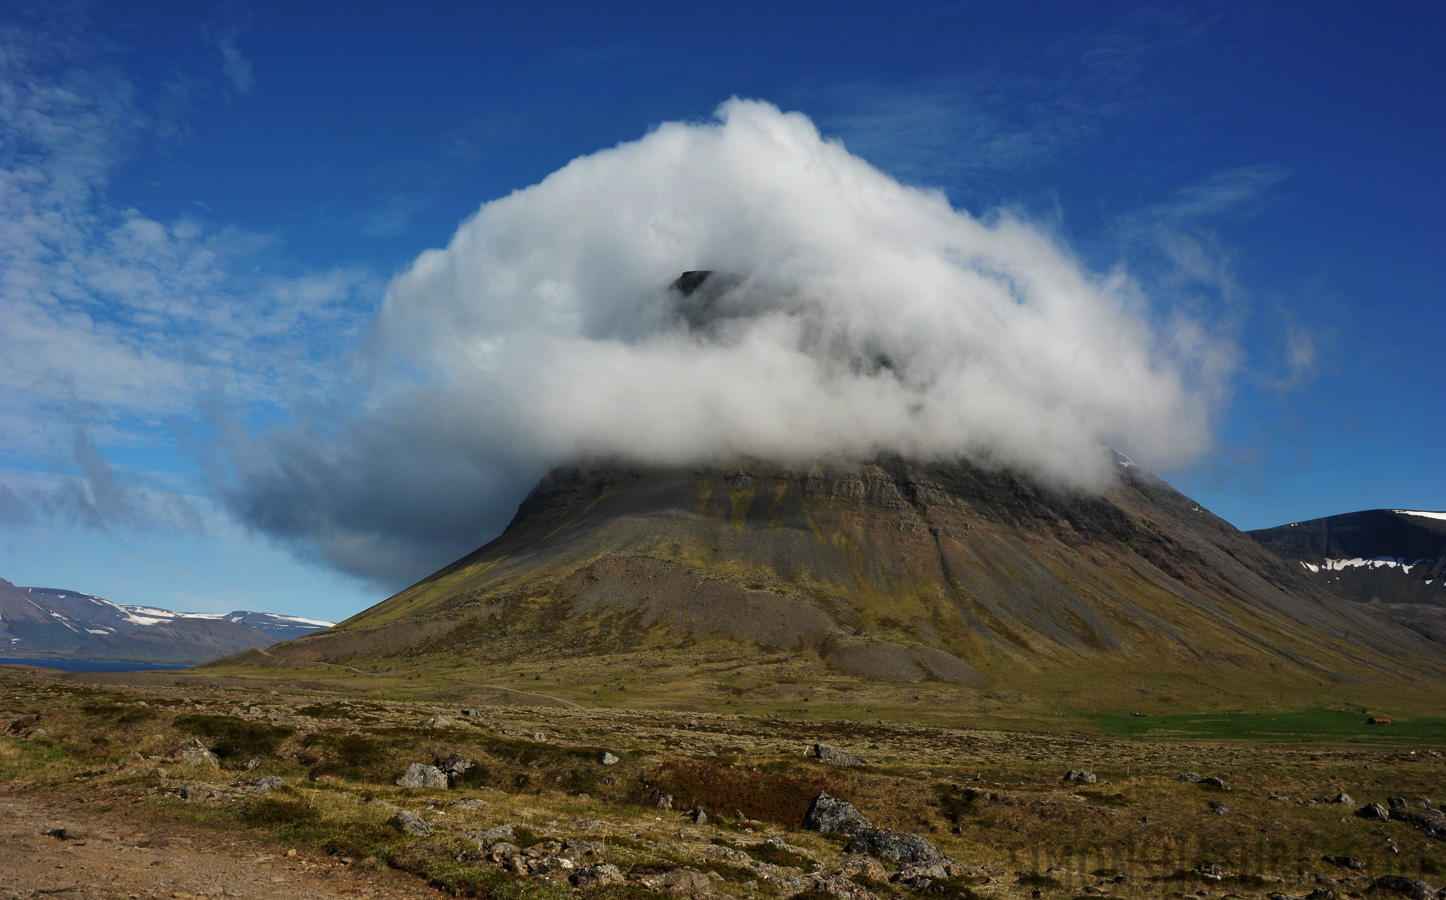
[4,666,1446,900]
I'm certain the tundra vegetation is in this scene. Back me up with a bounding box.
[5,664,1446,900]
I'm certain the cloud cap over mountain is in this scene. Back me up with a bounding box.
[225,99,1228,585]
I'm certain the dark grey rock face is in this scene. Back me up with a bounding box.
[1394,807,1446,839]
[845,828,948,864]
[802,792,872,835]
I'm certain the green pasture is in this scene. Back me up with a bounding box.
[1087,706,1446,744]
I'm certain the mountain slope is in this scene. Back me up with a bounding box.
[239,458,1446,701]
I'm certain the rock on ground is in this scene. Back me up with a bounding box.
[233,775,285,795]
[844,827,949,865]
[813,743,867,767]
[392,810,433,836]
[1394,807,1446,840]
[396,762,448,789]
[1357,802,1392,822]
[803,792,872,835]
[571,863,625,888]
[1366,874,1440,899]
[177,738,221,769]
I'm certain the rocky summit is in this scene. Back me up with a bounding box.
[224,456,1446,708]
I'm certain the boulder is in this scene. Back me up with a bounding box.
[1194,863,1230,881]
[813,743,867,767]
[1365,875,1439,899]
[845,827,948,865]
[1357,802,1391,822]
[396,763,448,789]
[233,775,285,795]
[1393,807,1446,840]
[892,862,948,883]
[470,824,516,847]
[392,810,432,836]
[1208,800,1229,815]
[803,792,872,835]
[1336,792,1354,805]
[177,738,221,769]
[685,805,708,825]
[1063,769,1097,784]
[599,751,620,766]
[571,863,625,888]
[438,754,474,778]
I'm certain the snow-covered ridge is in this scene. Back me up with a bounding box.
[119,605,334,630]
[1394,510,1446,522]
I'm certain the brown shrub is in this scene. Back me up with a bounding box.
[647,759,837,826]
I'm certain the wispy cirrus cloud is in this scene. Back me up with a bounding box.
[0,15,375,536]
[204,24,255,95]
[1140,164,1291,222]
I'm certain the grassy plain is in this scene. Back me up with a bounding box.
[4,662,1446,899]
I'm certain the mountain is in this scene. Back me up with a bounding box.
[0,581,136,652]
[71,617,282,666]
[0,578,333,664]
[1249,509,1446,643]
[116,605,335,641]
[233,457,1446,705]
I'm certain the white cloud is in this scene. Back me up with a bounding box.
[210,27,255,95]
[0,19,374,539]
[227,100,1232,584]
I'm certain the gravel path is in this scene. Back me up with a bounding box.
[0,792,439,900]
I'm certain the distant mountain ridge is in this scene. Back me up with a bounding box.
[1249,509,1446,643]
[0,578,333,665]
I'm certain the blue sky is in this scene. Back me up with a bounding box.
[1,1,1442,623]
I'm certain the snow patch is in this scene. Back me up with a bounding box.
[1300,561,1320,573]
[1322,557,1416,573]
[1394,510,1446,522]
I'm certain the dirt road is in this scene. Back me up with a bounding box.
[0,790,438,900]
